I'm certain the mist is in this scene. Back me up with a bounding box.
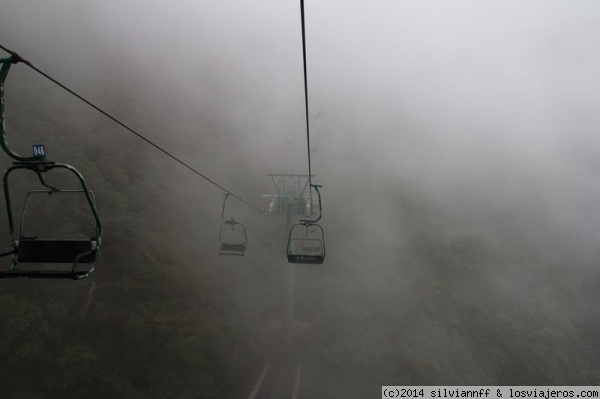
[1,0,600,397]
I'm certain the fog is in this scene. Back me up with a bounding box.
[1,0,600,396]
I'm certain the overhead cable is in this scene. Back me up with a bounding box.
[0,44,263,212]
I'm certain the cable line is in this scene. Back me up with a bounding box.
[0,44,263,212]
[285,0,326,265]
[299,0,313,188]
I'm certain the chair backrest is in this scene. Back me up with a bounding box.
[300,238,322,253]
[290,238,323,255]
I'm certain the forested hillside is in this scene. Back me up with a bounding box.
[2,67,600,397]
[2,1,600,398]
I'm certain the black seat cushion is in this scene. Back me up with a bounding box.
[287,254,324,264]
[17,239,95,263]
[220,243,246,252]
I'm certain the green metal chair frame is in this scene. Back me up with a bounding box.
[287,184,325,264]
[0,55,102,279]
[218,218,247,256]
[218,193,248,256]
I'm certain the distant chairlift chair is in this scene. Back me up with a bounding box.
[219,218,247,256]
[286,184,325,264]
[287,222,325,264]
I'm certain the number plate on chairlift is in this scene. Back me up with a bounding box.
[32,144,46,159]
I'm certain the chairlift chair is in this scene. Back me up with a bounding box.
[0,162,102,279]
[286,184,325,264]
[287,222,325,264]
[0,55,102,279]
[219,218,247,256]
[219,193,249,256]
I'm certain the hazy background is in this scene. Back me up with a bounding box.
[1,0,600,397]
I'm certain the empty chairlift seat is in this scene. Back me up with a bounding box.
[219,219,247,256]
[287,222,325,264]
[0,166,102,280]
[17,239,96,263]
[0,59,102,279]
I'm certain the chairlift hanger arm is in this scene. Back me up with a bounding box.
[298,184,322,223]
[221,193,231,220]
[0,57,39,162]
